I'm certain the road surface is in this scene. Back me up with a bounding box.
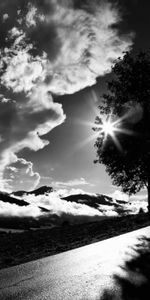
[0,226,150,300]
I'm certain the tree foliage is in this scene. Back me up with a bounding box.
[94,51,150,200]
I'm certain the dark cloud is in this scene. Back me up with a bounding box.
[33,0,57,15]
[0,0,28,48]
[28,22,61,60]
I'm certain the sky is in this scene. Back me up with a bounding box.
[0,0,150,197]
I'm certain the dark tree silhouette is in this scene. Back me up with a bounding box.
[94,51,150,214]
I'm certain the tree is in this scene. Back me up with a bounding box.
[94,51,150,214]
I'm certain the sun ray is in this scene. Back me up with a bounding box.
[95,112,135,151]
[111,133,123,152]
[72,104,135,153]
[73,131,100,154]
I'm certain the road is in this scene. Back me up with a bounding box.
[0,226,150,300]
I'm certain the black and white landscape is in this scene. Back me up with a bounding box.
[0,1,150,299]
[0,185,149,271]
[0,185,148,228]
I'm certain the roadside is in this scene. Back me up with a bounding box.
[0,213,150,270]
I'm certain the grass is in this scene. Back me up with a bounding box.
[0,213,150,270]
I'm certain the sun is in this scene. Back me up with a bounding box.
[98,116,120,141]
[72,109,134,154]
[101,119,116,138]
[97,114,134,150]
[98,116,124,150]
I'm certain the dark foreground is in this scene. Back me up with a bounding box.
[0,227,150,300]
[0,213,150,270]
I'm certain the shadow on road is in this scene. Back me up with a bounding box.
[100,237,150,300]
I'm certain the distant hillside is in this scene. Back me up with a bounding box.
[0,187,135,230]
[62,193,123,210]
[0,191,50,213]
[11,187,127,214]
[0,187,130,222]
[1,187,127,213]
[12,186,125,211]
[0,191,29,206]
[13,186,53,197]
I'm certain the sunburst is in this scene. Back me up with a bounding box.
[72,112,134,154]
[97,113,134,151]
[96,116,122,150]
[70,87,134,155]
[99,118,117,138]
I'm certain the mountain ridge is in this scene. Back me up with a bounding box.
[0,191,29,206]
[62,193,126,210]
[13,185,54,197]
[0,186,128,217]
[0,186,126,209]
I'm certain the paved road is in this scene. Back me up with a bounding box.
[0,226,150,300]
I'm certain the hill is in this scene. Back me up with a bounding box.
[0,191,29,206]
[13,185,53,197]
[0,190,50,213]
[62,193,126,210]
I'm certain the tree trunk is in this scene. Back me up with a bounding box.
[147,176,150,215]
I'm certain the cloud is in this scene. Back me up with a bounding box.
[51,177,94,188]
[25,4,38,28]
[128,191,148,213]
[98,204,118,217]
[0,82,65,190]
[37,0,133,95]
[110,190,129,202]
[24,191,104,222]
[128,198,148,214]
[0,201,41,217]
[24,189,118,219]
[6,166,18,173]
[110,189,148,214]
[0,96,65,191]
[0,191,103,223]
[0,0,132,191]
[130,193,147,201]
[2,13,9,22]
[0,187,147,222]
[58,188,97,197]
[0,1,133,94]
[1,48,47,93]
[4,158,40,191]
[24,187,147,220]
